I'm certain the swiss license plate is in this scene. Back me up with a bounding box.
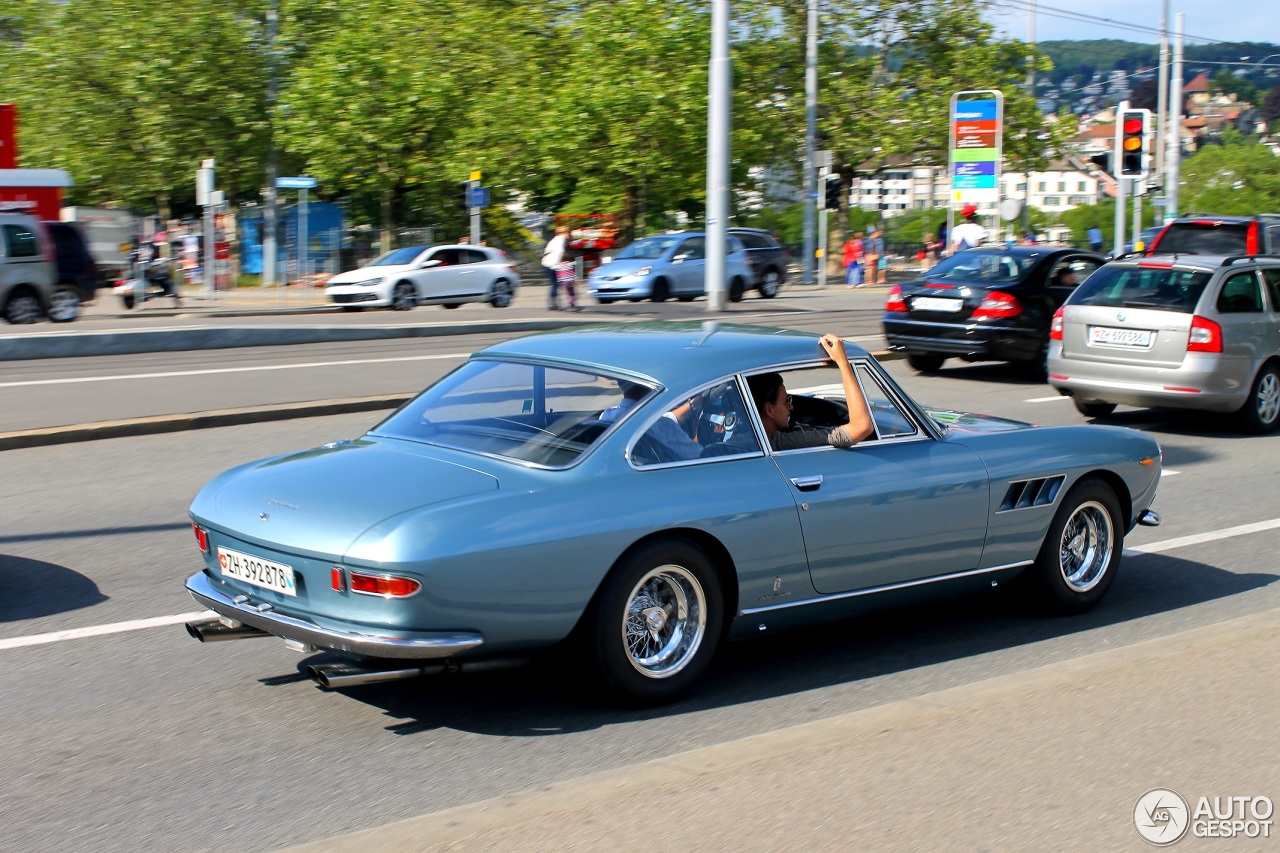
[1089,326,1153,348]
[217,547,297,596]
[912,296,963,313]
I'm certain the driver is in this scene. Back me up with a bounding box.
[747,334,874,451]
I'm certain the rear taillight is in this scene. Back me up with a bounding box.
[971,290,1022,319]
[192,522,209,553]
[348,571,421,598]
[1246,223,1259,255]
[1187,315,1222,353]
[1050,306,1064,340]
[885,285,906,312]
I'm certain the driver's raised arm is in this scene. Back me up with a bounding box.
[819,334,874,446]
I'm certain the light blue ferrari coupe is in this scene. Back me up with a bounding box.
[185,323,1162,704]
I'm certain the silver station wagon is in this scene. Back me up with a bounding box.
[1048,254,1280,433]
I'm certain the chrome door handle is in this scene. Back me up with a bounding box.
[790,475,823,492]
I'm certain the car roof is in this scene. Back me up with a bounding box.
[474,322,869,388]
[958,245,1090,259]
[1169,214,1280,224]
[1110,253,1280,270]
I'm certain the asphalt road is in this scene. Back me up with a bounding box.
[1,345,1276,852]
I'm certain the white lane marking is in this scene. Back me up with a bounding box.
[0,611,212,651]
[0,352,472,389]
[1025,395,1071,403]
[6,517,1278,651]
[1125,517,1280,556]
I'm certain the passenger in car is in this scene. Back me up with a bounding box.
[748,334,874,450]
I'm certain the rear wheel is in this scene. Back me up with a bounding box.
[758,268,781,298]
[585,538,723,705]
[1237,363,1280,434]
[489,278,513,308]
[1074,400,1116,418]
[3,288,41,324]
[48,285,81,323]
[906,352,945,373]
[1024,477,1122,613]
[120,292,136,310]
[389,281,415,311]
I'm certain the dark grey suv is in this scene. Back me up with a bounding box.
[727,227,785,299]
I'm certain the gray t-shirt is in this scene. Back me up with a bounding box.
[769,423,854,451]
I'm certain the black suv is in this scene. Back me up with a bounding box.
[44,221,106,302]
[1145,214,1280,256]
[727,227,785,298]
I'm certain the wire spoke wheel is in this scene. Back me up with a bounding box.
[621,566,705,678]
[1057,500,1113,592]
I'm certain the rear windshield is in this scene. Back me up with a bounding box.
[1067,265,1212,313]
[923,251,1034,284]
[1153,223,1248,255]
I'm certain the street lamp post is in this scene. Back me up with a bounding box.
[705,0,730,312]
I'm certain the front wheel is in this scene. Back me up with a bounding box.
[1074,400,1116,418]
[585,538,723,705]
[120,292,136,310]
[489,278,514,308]
[3,289,42,324]
[389,281,415,311]
[650,278,670,303]
[758,268,781,298]
[906,352,945,373]
[1236,363,1280,434]
[48,285,81,323]
[1025,477,1122,613]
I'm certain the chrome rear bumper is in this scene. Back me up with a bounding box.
[185,571,485,660]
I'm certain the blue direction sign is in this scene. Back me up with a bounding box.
[276,176,318,189]
[467,186,489,208]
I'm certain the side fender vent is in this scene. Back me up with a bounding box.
[998,476,1065,512]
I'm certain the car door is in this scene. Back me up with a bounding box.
[761,360,990,594]
[1214,270,1271,365]
[412,248,467,300]
[1263,268,1280,358]
[671,237,707,296]
[456,249,492,298]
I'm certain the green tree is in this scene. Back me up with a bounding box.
[1179,131,1280,214]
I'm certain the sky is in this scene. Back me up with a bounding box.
[987,0,1280,47]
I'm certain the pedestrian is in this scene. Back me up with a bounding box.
[1087,225,1103,254]
[841,232,864,287]
[864,227,885,286]
[948,204,988,255]
[541,224,570,310]
[556,252,580,311]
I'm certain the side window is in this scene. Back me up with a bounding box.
[462,249,487,265]
[854,363,920,439]
[3,224,38,258]
[430,249,459,267]
[1071,258,1100,281]
[632,379,759,467]
[1217,272,1263,314]
[676,237,706,261]
[1262,268,1280,312]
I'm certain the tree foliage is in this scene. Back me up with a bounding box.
[1178,131,1280,215]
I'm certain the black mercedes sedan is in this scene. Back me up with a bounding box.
[883,246,1105,374]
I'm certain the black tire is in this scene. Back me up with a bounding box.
[1074,400,1116,418]
[1024,477,1122,614]
[341,305,364,313]
[489,278,513,308]
[676,295,696,302]
[48,285,81,323]
[441,303,462,309]
[1236,363,1280,434]
[728,277,746,303]
[3,288,42,324]
[120,292,136,310]
[758,268,781,298]
[906,352,945,373]
[389,281,415,311]
[585,538,724,705]
[650,278,670,303]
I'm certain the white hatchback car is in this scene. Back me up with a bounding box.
[325,244,519,311]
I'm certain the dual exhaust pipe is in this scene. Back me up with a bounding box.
[184,616,522,688]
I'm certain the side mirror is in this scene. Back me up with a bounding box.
[419,259,443,269]
[672,254,688,264]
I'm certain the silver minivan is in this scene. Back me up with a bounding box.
[1047,254,1280,433]
[1,212,81,324]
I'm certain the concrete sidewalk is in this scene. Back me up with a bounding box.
[278,608,1279,852]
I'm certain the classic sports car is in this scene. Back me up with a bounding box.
[185,323,1162,704]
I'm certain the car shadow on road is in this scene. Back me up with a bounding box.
[1084,407,1275,441]
[293,550,1275,737]
[0,554,108,621]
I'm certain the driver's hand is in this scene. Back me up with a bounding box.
[818,333,846,360]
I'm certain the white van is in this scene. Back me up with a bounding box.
[0,212,78,323]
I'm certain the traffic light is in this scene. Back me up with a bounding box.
[458,182,470,211]
[1118,109,1150,179]
[823,175,843,211]
[1089,152,1112,176]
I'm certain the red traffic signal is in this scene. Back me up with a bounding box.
[1118,110,1150,178]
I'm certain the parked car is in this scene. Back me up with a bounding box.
[0,211,80,323]
[587,231,753,303]
[1144,214,1280,256]
[45,220,106,303]
[1048,254,1280,433]
[324,244,518,311]
[883,246,1105,374]
[728,226,786,298]
[184,323,1162,705]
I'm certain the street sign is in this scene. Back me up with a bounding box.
[948,91,1003,205]
[467,186,489,208]
[276,176,317,189]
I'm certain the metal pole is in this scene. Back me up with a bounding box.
[1165,15,1184,220]
[1133,185,1142,246]
[1113,100,1127,256]
[802,0,817,285]
[468,180,481,245]
[262,0,278,289]
[817,206,828,289]
[706,0,730,311]
[1155,0,1169,184]
[299,187,309,286]
[1021,0,1035,237]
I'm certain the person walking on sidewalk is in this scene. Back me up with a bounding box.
[555,253,580,311]
[842,232,864,287]
[864,227,885,286]
[541,225,570,310]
